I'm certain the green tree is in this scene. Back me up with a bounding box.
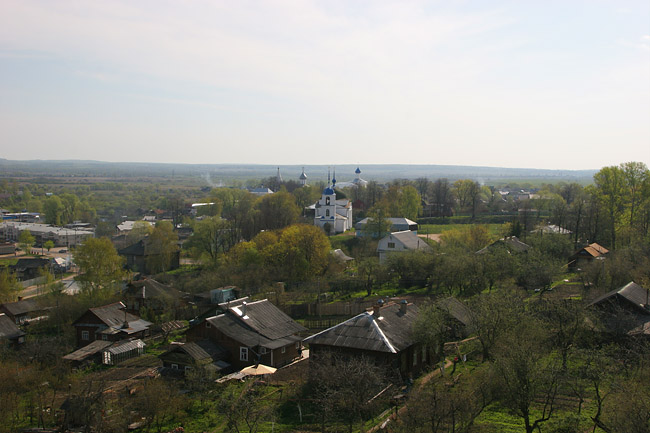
[398,185,422,220]
[43,195,64,225]
[43,240,55,252]
[145,221,179,274]
[186,216,232,264]
[363,206,392,239]
[19,229,35,252]
[594,165,625,249]
[453,179,482,219]
[127,221,153,245]
[74,237,125,297]
[255,190,300,231]
[0,268,21,303]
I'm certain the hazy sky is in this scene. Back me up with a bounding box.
[1,1,649,170]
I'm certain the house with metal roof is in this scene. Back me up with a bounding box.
[568,242,609,269]
[63,338,146,366]
[355,217,418,238]
[159,340,231,374]
[588,281,650,337]
[0,313,25,346]
[186,299,306,370]
[0,298,51,324]
[476,236,531,255]
[71,301,151,348]
[304,300,433,379]
[123,278,188,316]
[377,230,432,263]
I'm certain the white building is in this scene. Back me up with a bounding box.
[313,172,352,234]
[377,230,432,263]
[0,222,94,247]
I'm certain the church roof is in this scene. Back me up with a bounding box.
[299,168,307,180]
[355,167,361,174]
[323,187,335,195]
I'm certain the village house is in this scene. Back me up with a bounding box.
[0,298,50,324]
[71,301,151,348]
[476,236,531,255]
[63,338,146,366]
[0,312,25,346]
[304,300,432,379]
[186,299,306,370]
[568,242,609,270]
[588,281,650,337]
[355,217,418,238]
[118,238,180,274]
[377,230,432,263]
[123,278,188,317]
[159,340,231,374]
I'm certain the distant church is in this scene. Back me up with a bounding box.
[313,169,353,234]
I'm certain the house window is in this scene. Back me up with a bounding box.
[260,347,267,355]
[240,347,249,361]
[81,330,89,341]
[281,346,286,354]
[413,350,418,366]
[326,209,330,217]
[101,334,108,341]
[185,366,191,372]
[171,364,178,369]
[387,242,395,249]
[206,321,211,328]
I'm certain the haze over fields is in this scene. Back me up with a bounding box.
[1,1,649,169]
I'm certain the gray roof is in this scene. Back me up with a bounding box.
[331,249,354,262]
[63,340,113,361]
[437,297,473,327]
[74,302,151,334]
[304,302,419,353]
[163,340,228,362]
[1,298,43,316]
[379,231,432,252]
[355,217,417,230]
[476,236,530,255]
[0,313,25,340]
[206,299,306,349]
[104,339,145,356]
[125,279,185,300]
[588,281,650,315]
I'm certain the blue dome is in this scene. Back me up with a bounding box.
[355,167,361,174]
[323,187,335,195]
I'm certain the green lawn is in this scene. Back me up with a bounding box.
[419,223,506,236]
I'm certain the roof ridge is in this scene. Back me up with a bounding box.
[369,315,397,353]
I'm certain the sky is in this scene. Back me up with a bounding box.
[1,1,649,170]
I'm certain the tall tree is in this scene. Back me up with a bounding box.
[74,237,125,297]
[594,165,625,249]
[145,221,179,274]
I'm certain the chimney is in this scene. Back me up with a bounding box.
[372,299,384,317]
[399,299,408,314]
[241,301,247,316]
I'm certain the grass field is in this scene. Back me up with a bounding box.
[419,223,506,236]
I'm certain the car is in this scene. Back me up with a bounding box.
[59,249,68,253]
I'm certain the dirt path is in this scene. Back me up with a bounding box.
[418,233,442,242]
[368,358,454,433]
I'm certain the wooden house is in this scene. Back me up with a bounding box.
[304,300,433,380]
[0,313,25,346]
[72,302,151,348]
[568,242,609,269]
[186,299,306,370]
[159,340,231,374]
[0,298,50,324]
[588,281,650,337]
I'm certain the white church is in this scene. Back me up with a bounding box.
[313,170,353,234]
